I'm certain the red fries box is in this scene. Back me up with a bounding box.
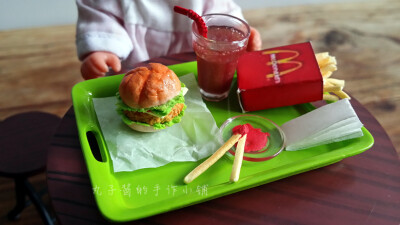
[237,42,323,112]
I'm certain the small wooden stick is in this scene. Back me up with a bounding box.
[184,134,241,184]
[230,134,247,182]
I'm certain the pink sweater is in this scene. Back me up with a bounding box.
[76,0,244,71]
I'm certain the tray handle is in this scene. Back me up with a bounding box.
[86,130,106,163]
[78,121,111,171]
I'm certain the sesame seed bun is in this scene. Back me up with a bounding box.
[119,63,181,109]
[117,63,186,132]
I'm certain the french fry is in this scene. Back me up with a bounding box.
[184,134,242,184]
[323,82,342,92]
[322,70,333,79]
[317,52,350,100]
[230,134,247,183]
[317,57,331,68]
[326,78,344,88]
[325,79,344,91]
[316,53,336,67]
[323,93,339,101]
[329,56,337,65]
[333,90,351,99]
[320,64,337,75]
[315,52,329,64]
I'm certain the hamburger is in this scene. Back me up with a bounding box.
[116,63,187,132]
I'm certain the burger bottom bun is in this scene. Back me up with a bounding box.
[127,123,165,132]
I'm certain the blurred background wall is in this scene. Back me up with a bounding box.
[0,0,361,31]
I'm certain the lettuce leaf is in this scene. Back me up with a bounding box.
[116,82,185,117]
[120,104,186,130]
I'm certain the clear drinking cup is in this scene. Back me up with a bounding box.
[192,14,250,102]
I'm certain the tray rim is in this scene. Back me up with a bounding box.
[71,61,374,222]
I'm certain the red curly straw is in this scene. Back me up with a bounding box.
[174,6,208,38]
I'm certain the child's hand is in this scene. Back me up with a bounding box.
[80,51,121,80]
[247,27,262,52]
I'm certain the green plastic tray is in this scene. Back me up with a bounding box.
[71,61,374,222]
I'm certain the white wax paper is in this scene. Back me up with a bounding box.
[281,99,364,151]
[92,74,220,172]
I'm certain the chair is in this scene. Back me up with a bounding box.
[0,111,61,225]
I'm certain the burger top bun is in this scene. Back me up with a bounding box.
[119,63,181,109]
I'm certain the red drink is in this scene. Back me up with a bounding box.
[192,14,250,101]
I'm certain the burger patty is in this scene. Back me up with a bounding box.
[123,103,185,126]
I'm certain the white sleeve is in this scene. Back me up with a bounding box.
[201,0,245,20]
[75,0,133,60]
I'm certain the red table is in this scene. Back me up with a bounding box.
[47,52,400,225]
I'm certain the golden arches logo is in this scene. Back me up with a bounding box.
[262,50,303,79]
